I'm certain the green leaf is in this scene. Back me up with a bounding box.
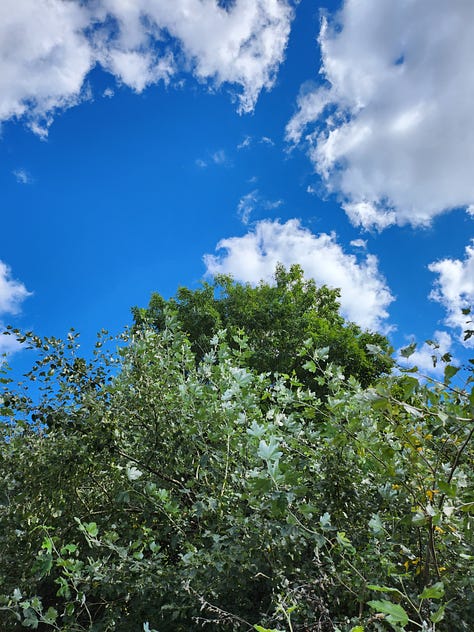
[367,600,409,627]
[336,531,355,552]
[254,626,283,632]
[368,514,384,535]
[247,421,266,439]
[400,342,416,358]
[34,553,53,577]
[399,365,419,373]
[444,364,460,383]
[412,511,427,526]
[419,582,444,600]
[43,607,58,624]
[126,466,143,481]
[319,511,331,529]
[401,403,423,418]
[257,437,282,462]
[302,360,316,373]
[22,610,39,629]
[430,603,446,623]
[84,522,98,537]
[367,585,401,595]
[12,588,22,602]
[350,627,365,632]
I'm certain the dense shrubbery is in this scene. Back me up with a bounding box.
[0,269,472,631]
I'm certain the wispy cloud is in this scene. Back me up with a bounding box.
[287,0,474,230]
[212,150,227,165]
[238,191,259,225]
[429,241,474,346]
[237,190,283,224]
[204,219,393,331]
[12,169,32,185]
[237,135,275,150]
[0,0,294,135]
[237,135,252,150]
[195,149,229,169]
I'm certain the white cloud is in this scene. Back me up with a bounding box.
[237,135,275,150]
[237,190,283,224]
[204,219,393,330]
[196,149,229,168]
[429,241,474,346]
[264,198,283,210]
[0,261,30,315]
[0,0,294,134]
[238,190,259,224]
[342,202,396,232]
[350,239,367,250]
[0,261,31,355]
[286,0,474,229]
[0,0,93,136]
[12,169,32,185]
[237,135,252,149]
[0,333,25,356]
[212,149,228,165]
[397,331,453,376]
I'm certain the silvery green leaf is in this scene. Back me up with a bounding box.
[126,466,143,481]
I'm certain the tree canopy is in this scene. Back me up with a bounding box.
[132,264,393,391]
[0,272,472,632]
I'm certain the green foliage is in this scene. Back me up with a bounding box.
[132,264,394,391]
[0,287,472,630]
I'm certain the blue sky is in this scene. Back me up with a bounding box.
[1,0,474,377]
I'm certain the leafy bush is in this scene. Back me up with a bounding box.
[0,304,472,630]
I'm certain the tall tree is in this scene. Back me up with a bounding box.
[132,264,393,389]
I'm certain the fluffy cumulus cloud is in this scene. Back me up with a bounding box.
[0,261,31,354]
[286,0,474,229]
[0,0,93,136]
[204,219,393,330]
[429,241,474,346]
[0,0,294,134]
